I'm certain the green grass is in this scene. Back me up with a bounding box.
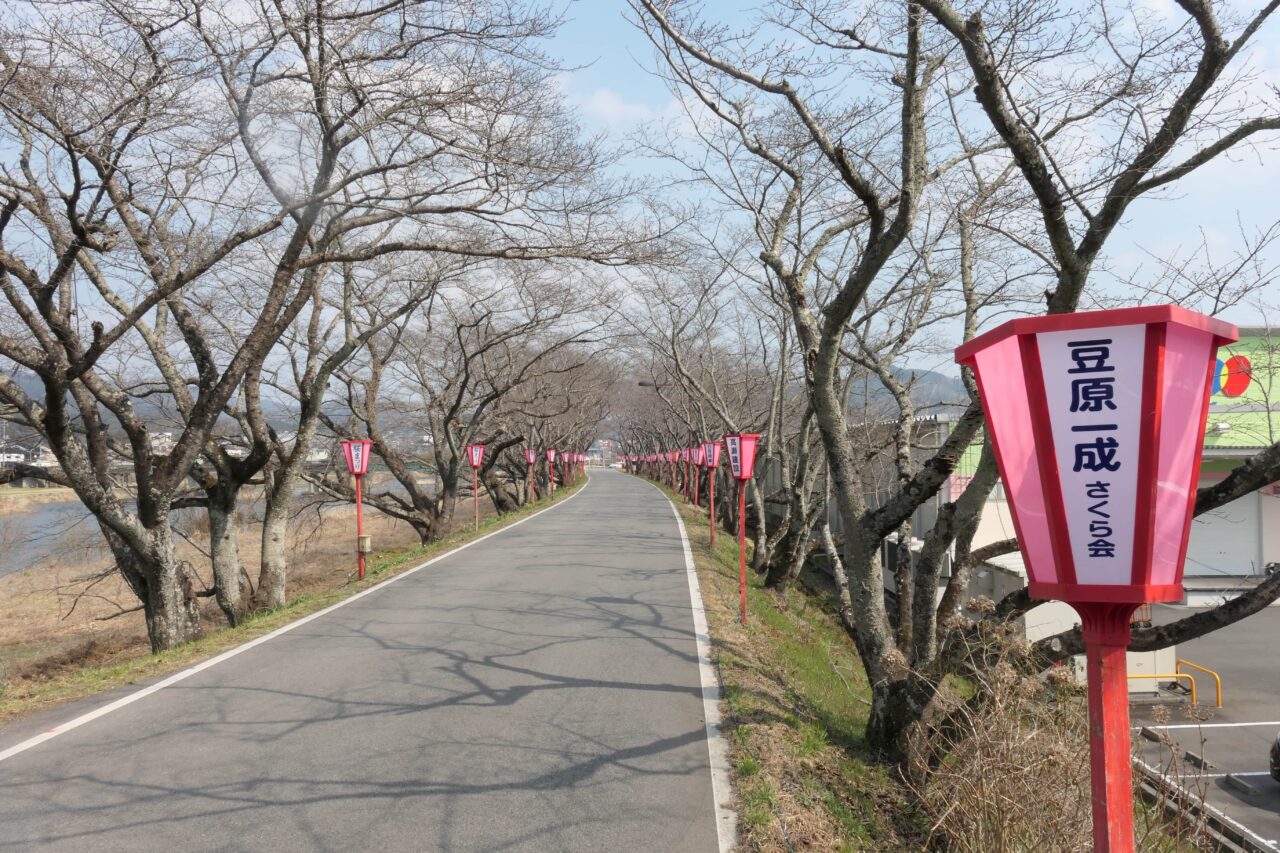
[0,478,587,719]
[637,476,920,849]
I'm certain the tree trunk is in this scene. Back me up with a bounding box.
[257,468,294,611]
[102,521,202,652]
[483,471,520,513]
[207,483,248,626]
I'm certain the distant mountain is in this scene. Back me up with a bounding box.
[895,367,967,411]
[846,366,968,418]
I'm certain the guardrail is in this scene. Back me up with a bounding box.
[1177,659,1223,708]
[1128,672,1197,705]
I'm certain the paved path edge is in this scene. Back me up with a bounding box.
[644,476,739,853]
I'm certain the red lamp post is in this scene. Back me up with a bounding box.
[956,305,1236,853]
[465,443,485,532]
[680,448,689,502]
[702,440,721,546]
[723,433,760,625]
[692,444,705,508]
[524,447,538,502]
[546,448,557,494]
[341,438,374,580]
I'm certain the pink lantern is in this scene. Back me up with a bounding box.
[341,438,374,581]
[524,446,538,502]
[956,305,1237,853]
[955,305,1236,606]
[723,433,760,481]
[342,438,373,475]
[694,445,706,466]
[702,440,721,546]
[722,432,762,625]
[702,440,721,468]
[463,444,485,531]
[546,448,557,463]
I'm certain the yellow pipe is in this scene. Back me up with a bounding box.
[1176,659,1223,708]
[1127,673,1196,706]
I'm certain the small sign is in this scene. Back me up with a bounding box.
[725,436,741,478]
[342,439,373,475]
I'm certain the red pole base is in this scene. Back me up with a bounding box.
[738,481,747,625]
[355,474,365,581]
[1077,603,1139,853]
[709,477,715,547]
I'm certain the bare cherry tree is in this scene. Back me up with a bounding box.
[0,0,638,648]
[632,0,1280,755]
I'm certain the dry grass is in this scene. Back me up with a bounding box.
[0,486,86,511]
[905,631,1214,852]
[0,481,578,722]
[652,477,1215,852]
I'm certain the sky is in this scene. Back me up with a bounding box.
[548,0,1280,336]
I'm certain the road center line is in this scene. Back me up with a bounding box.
[0,476,589,766]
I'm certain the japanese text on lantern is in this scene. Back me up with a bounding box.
[725,436,742,478]
[1066,339,1119,559]
[1039,325,1143,584]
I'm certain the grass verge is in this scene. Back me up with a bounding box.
[647,478,925,851]
[0,477,587,725]
[651,477,1214,852]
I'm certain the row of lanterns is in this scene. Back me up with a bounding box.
[339,439,589,580]
[621,433,761,624]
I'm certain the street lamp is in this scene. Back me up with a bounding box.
[723,432,760,625]
[956,305,1236,853]
[702,440,722,546]
[692,444,705,508]
[341,438,374,580]
[465,443,485,532]
[524,447,538,502]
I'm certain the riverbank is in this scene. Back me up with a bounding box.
[0,479,585,726]
[0,486,80,511]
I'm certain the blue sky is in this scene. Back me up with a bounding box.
[549,1,1280,332]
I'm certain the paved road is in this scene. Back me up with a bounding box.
[0,470,726,852]
[1134,604,1280,849]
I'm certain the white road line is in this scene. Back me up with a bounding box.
[0,476,590,766]
[1180,771,1275,779]
[654,479,738,853]
[1135,757,1280,850]
[1139,721,1280,730]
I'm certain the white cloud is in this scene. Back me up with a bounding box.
[581,87,660,126]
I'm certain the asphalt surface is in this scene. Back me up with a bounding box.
[1133,604,1280,848]
[0,470,724,852]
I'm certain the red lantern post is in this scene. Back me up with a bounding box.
[524,447,538,502]
[465,443,485,532]
[723,433,760,625]
[703,440,721,546]
[680,448,689,502]
[341,439,374,580]
[956,306,1236,853]
[546,448,557,494]
[692,444,705,508]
